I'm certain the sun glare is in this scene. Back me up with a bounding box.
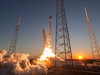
[78,56,83,59]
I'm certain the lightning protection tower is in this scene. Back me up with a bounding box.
[7,17,21,56]
[84,7,100,61]
[55,0,73,68]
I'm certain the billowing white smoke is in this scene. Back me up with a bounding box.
[37,56,64,68]
[0,50,6,62]
[0,49,47,75]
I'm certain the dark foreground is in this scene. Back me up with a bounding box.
[48,68,100,75]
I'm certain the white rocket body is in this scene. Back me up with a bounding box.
[48,16,52,49]
[43,16,52,49]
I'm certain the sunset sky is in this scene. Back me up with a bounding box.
[0,0,100,59]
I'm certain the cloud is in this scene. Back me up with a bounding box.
[0,49,47,75]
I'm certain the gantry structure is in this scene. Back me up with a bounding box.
[84,7,100,62]
[7,17,21,56]
[55,0,73,68]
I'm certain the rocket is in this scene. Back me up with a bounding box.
[43,15,52,49]
[43,26,47,48]
[48,15,52,49]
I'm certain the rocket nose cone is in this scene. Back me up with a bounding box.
[43,29,45,32]
[49,15,52,19]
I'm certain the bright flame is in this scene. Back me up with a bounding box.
[78,56,83,59]
[39,47,55,61]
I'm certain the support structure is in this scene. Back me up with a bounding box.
[55,0,73,68]
[7,17,21,56]
[84,7,100,61]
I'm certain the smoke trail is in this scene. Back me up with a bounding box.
[0,49,47,75]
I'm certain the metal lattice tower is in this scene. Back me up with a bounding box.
[55,0,73,68]
[7,17,21,56]
[84,7,100,61]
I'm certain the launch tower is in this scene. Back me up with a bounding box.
[55,0,73,68]
[7,17,21,56]
[84,7,100,61]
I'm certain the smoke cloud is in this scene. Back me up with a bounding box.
[0,49,47,75]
